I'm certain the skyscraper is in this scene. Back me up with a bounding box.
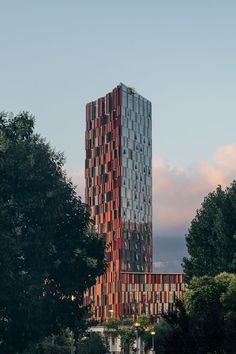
[84,83,184,321]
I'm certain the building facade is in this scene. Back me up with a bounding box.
[84,83,185,321]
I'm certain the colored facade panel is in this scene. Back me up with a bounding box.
[84,271,185,322]
[84,83,185,321]
[85,86,122,271]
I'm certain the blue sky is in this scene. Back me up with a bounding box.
[1,0,236,271]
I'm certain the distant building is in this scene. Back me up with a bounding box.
[84,83,185,321]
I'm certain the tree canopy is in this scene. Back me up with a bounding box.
[149,274,236,354]
[104,316,151,353]
[0,112,106,353]
[143,301,195,354]
[184,273,236,354]
[183,183,236,279]
[154,180,236,354]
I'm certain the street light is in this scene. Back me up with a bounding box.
[150,330,156,354]
[133,322,141,354]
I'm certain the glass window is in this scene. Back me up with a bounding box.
[134,96,138,112]
[128,94,133,109]
[122,89,127,107]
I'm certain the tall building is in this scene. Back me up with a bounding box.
[84,83,185,321]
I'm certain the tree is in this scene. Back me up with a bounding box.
[23,330,74,354]
[104,318,135,353]
[119,327,136,354]
[144,275,236,354]
[184,273,236,354]
[183,183,236,279]
[179,181,236,353]
[77,332,108,354]
[220,275,236,353]
[184,273,229,353]
[104,317,150,353]
[144,301,196,354]
[0,112,106,353]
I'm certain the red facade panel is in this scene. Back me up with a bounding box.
[84,83,185,321]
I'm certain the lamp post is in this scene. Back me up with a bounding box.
[133,321,141,354]
[150,331,156,354]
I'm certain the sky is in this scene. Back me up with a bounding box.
[1,0,236,271]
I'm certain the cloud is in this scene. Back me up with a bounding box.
[67,170,84,199]
[153,144,236,238]
[67,144,236,242]
[67,144,236,272]
[153,260,182,273]
[153,235,188,272]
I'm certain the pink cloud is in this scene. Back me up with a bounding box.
[67,144,236,238]
[67,170,84,200]
[154,144,236,237]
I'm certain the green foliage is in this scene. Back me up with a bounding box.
[149,301,195,354]
[156,274,236,354]
[23,330,75,354]
[184,273,234,353]
[179,181,236,352]
[220,275,236,353]
[77,332,108,354]
[152,319,173,353]
[136,314,151,328]
[104,316,152,353]
[103,318,121,332]
[163,181,236,353]
[104,318,135,353]
[184,273,233,314]
[183,183,236,279]
[119,327,136,353]
[0,112,106,353]
[221,275,236,319]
